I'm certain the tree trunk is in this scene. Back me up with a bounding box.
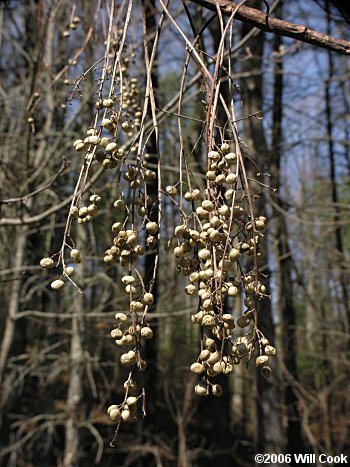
[63,301,85,466]
[63,285,85,467]
[268,0,305,455]
[63,1,93,461]
[0,228,27,383]
[325,1,350,340]
[240,0,284,458]
[142,0,162,438]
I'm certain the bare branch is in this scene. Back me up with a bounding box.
[0,159,69,205]
[188,0,350,55]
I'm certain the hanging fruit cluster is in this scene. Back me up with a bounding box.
[39,33,159,429]
[167,141,275,396]
[38,2,276,443]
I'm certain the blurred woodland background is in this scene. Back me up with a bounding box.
[0,0,350,466]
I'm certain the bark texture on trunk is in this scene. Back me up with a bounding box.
[0,228,27,383]
[268,1,305,454]
[63,2,93,460]
[63,295,85,467]
[240,1,284,457]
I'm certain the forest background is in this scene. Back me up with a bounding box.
[0,0,350,466]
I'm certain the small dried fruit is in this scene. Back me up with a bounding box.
[185,284,197,295]
[122,275,135,285]
[106,142,118,153]
[103,97,114,108]
[51,279,65,290]
[101,118,113,129]
[111,328,123,339]
[201,315,215,327]
[199,349,210,361]
[212,383,223,396]
[237,316,250,328]
[229,249,240,261]
[208,351,221,365]
[208,151,220,160]
[146,222,158,234]
[40,257,54,269]
[114,199,127,211]
[220,143,230,154]
[194,383,208,396]
[70,249,82,263]
[121,409,131,421]
[115,312,128,322]
[66,266,75,277]
[264,345,276,356]
[143,292,154,305]
[140,327,153,339]
[190,362,204,374]
[256,355,269,366]
[166,185,177,195]
[202,200,214,212]
[126,396,137,406]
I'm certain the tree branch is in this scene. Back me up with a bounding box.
[188,0,350,55]
[0,159,69,205]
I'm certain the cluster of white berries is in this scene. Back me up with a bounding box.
[164,141,274,395]
[103,195,158,266]
[71,52,142,169]
[44,20,277,438]
[40,255,75,290]
[44,50,151,290]
[62,15,80,38]
[107,378,139,424]
[70,194,101,224]
[106,282,155,424]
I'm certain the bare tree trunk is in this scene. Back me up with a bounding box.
[276,211,305,454]
[268,1,305,455]
[240,1,284,457]
[63,1,93,461]
[325,1,350,338]
[0,228,27,383]
[316,1,339,452]
[0,0,47,386]
[305,247,316,349]
[142,0,161,437]
[63,286,85,467]
[62,230,86,467]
